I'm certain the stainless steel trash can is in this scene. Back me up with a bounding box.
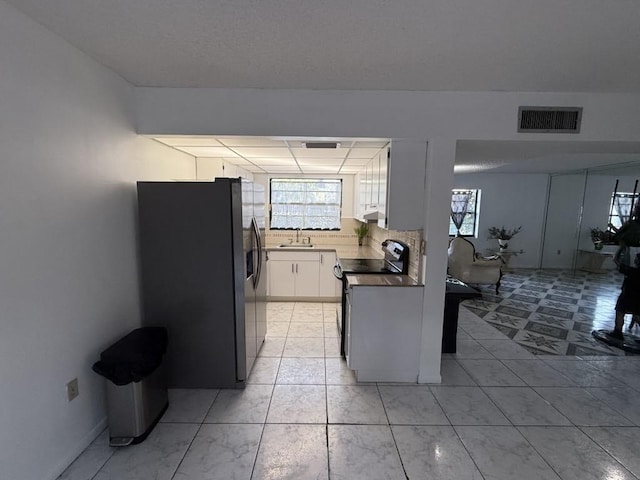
[93,327,169,446]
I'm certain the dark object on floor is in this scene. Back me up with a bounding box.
[592,329,640,354]
[443,276,482,353]
[93,327,169,446]
[93,327,168,385]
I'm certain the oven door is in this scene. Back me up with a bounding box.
[344,286,352,367]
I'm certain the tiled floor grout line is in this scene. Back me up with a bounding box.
[60,300,640,480]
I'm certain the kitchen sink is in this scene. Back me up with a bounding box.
[278,243,314,248]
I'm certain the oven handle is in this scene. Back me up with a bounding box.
[333,263,343,280]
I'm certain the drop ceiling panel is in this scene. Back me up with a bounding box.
[231,147,293,158]
[289,148,348,159]
[339,166,363,173]
[342,158,371,166]
[296,157,345,165]
[302,166,345,173]
[348,148,385,158]
[176,146,239,157]
[262,167,302,173]
[154,136,222,147]
[217,137,286,147]
[244,158,298,166]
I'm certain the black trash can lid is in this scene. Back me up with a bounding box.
[92,327,168,386]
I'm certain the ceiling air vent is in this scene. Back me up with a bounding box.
[518,107,583,133]
[303,142,340,149]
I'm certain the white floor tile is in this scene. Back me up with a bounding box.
[161,389,219,423]
[533,387,634,426]
[94,423,198,480]
[173,424,262,480]
[429,386,510,426]
[252,424,328,480]
[520,426,637,480]
[327,385,387,424]
[378,385,449,425]
[266,385,326,424]
[204,385,273,424]
[455,426,561,479]
[392,425,483,480]
[276,357,325,384]
[328,425,405,480]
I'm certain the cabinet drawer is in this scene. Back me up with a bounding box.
[268,250,320,261]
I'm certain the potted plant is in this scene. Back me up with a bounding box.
[488,225,522,251]
[354,223,369,246]
[590,227,605,250]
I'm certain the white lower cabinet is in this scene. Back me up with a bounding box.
[318,251,341,297]
[347,284,424,382]
[267,250,320,297]
[268,259,297,296]
[268,250,341,299]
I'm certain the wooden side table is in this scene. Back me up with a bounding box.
[578,249,614,273]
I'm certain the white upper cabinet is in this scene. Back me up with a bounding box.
[384,140,426,230]
[352,141,425,230]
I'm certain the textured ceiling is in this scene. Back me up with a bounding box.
[8,0,640,174]
[6,0,640,92]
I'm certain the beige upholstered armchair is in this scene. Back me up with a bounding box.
[447,236,503,293]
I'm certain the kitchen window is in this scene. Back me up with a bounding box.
[449,189,480,237]
[270,178,342,230]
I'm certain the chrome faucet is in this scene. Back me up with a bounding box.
[296,228,301,243]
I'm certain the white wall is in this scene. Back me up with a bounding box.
[0,3,195,480]
[136,88,640,142]
[453,173,549,268]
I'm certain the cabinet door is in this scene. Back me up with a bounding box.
[268,261,296,296]
[294,261,320,296]
[377,149,388,228]
[387,140,427,230]
[364,161,373,209]
[318,252,340,297]
[370,153,380,209]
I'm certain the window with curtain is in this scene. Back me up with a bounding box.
[270,178,342,230]
[609,192,639,229]
[449,189,480,236]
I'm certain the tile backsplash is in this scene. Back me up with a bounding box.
[367,223,423,281]
[265,218,364,246]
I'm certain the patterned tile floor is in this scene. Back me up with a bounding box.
[461,268,639,356]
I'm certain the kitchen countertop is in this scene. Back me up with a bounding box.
[265,244,383,260]
[346,274,422,287]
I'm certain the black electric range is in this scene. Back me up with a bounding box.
[333,239,410,357]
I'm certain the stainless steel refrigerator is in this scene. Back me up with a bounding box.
[136,178,266,388]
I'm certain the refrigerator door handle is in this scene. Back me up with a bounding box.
[251,217,263,287]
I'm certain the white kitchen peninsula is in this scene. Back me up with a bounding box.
[346,275,424,382]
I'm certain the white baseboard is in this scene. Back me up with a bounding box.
[46,417,108,480]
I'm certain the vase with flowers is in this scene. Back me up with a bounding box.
[488,225,522,251]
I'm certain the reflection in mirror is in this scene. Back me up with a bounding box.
[542,161,640,272]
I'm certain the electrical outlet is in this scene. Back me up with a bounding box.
[66,378,79,402]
